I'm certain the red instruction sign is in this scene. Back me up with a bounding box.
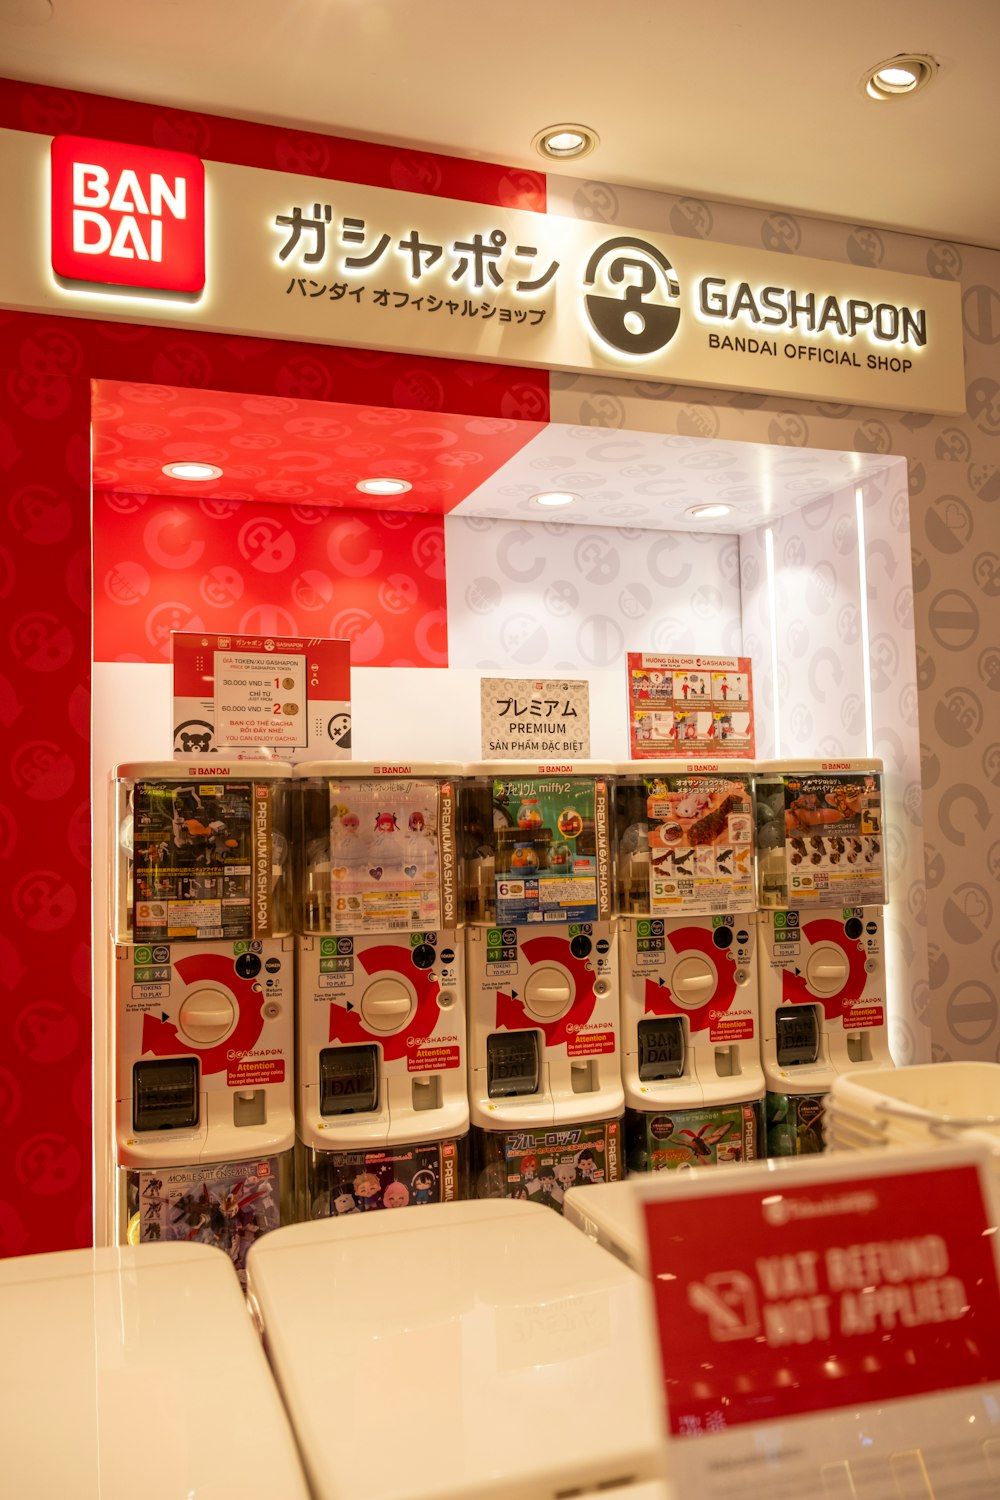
[642,1158,1000,1438]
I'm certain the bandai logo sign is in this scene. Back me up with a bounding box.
[50,135,205,296]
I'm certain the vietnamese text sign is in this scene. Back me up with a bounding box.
[627,653,754,758]
[480,678,590,758]
[0,127,967,413]
[639,1150,1000,1499]
[173,631,350,761]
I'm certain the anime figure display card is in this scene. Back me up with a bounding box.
[628,654,754,760]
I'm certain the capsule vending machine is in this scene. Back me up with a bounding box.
[296,763,468,1216]
[463,764,623,1211]
[614,761,763,1173]
[112,760,295,1280]
[754,758,893,1155]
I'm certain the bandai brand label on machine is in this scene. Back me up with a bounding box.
[766,1090,827,1156]
[132,778,272,939]
[326,778,447,933]
[307,1138,463,1216]
[626,1102,762,1171]
[478,1118,622,1213]
[125,1153,287,1282]
[643,770,754,915]
[490,776,606,923]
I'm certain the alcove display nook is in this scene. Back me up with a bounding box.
[91,382,921,1243]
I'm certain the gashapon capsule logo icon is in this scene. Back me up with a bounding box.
[50,135,205,296]
[583,235,681,357]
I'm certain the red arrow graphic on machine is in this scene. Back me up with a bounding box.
[328,943,440,1062]
[780,916,868,1020]
[643,924,736,1033]
[141,951,265,1076]
[494,933,596,1049]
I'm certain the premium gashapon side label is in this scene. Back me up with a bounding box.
[132,778,270,940]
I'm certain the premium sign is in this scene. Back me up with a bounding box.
[50,135,205,295]
[0,127,965,411]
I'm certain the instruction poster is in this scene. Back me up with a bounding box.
[627,653,754,759]
[172,631,351,761]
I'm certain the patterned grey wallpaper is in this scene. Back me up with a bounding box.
[545,175,998,1068]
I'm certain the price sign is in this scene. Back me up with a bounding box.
[172,631,351,762]
[638,1147,1000,1498]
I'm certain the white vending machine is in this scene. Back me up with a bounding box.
[111,761,296,1279]
[614,761,764,1172]
[754,758,893,1154]
[295,762,469,1215]
[462,763,624,1209]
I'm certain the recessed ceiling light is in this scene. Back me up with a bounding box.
[686,503,732,520]
[532,123,599,162]
[531,490,579,508]
[162,461,223,481]
[863,54,937,100]
[356,477,413,496]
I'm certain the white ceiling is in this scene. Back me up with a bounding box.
[2,0,999,251]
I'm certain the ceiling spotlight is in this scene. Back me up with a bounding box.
[863,54,937,100]
[686,503,733,520]
[162,461,223,481]
[532,123,599,162]
[355,477,413,496]
[531,490,579,508]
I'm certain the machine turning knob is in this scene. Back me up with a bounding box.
[805,943,849,996]
[522,966,572,1020]
[359,976,416,1033]
[178,986,236,1044]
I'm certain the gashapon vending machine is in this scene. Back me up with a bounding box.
[462,764,623,1211]
[295,763,468,1216]
[614,760,764,1172]
[111,761,295,1279]
[754,758,893,1154]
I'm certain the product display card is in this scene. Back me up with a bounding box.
[480,677,590,759]
[627,653,754,759]
[638,1147,1000,1500]
[127,1157,285,1284]
[643,769,754,914]
[131,777,268,939]
[490,774,609,924]
[172,630,351,761]
[762,769,885,906]
[327,779,445,934]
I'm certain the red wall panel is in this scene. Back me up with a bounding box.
[0,75,548,1255]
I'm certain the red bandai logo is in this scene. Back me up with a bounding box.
[50,135,205,295]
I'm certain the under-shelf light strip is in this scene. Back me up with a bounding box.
[764,526,781,758]
[855,484,875,757]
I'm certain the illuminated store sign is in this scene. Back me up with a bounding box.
[0,129,965,412]
[50,136,205,296]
